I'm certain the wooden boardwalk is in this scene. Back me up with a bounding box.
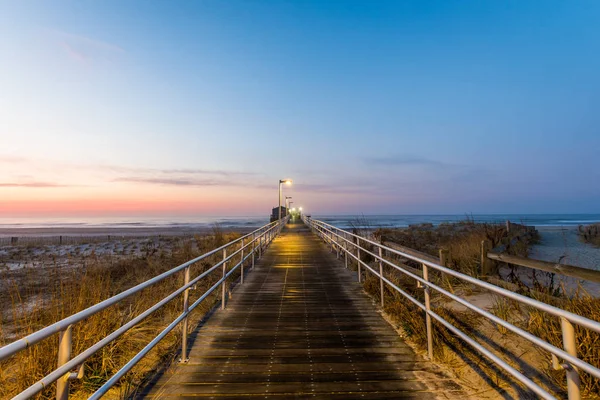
[140,223,463,399]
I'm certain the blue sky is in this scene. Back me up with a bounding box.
[1,1,599,216]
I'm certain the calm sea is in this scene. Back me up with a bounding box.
[313,214,600,229]
[0,214,599,230]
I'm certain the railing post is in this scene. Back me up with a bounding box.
[180,266,190,363]
[56,325,73,400]
[423,263,434,360]
[221,248,227,310]
[330,231,334,253]
[561,317,581,400]
[357,243,362,283]
[344,233,348,269]
[240,238,245,284]
[251,232,255,269]
[379,247,384,307]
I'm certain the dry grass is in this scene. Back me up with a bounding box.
[527,289,600,397]
[375,219,538,278]
[0,230,243,399]
[349,220,599,398]
[579,223,600,247]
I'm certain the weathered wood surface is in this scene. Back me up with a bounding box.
[487,251,600,283]
[139,223,463,399]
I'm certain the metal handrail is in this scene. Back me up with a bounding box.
[0,217,289,399]
[304,216,600,400]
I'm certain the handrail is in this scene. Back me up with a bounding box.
[1,216,289,399]
[487,251,600,284]
[304,216,600,400]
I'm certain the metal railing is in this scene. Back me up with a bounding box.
[0,217,289,400]
[304,217,600,400]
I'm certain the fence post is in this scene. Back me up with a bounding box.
[221,248,227,310]
[423,263,434,360]
[180,266,190,363]
[56,325,73,400]
[241,238,245,284]
[439,248,453,291]
[379,247,384,307]
[357,243,362,283]
[480,240,492,276]
[252,233,255,269]
[561,317,581,400]
[344,233,348,269]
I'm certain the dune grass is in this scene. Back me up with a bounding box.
[350,220,599,398]
[0,230,244,399]
[579,223,600,247]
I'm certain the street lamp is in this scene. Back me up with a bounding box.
[279,179,292,221]
[285,196,292,214]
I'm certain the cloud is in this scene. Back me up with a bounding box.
[52,30,125,65]
[62,42,89,64]
[104,166,258,177]
[55,30,125,54]
[0,155,27,163]
[0,182,68,188]
[113,177,230,187]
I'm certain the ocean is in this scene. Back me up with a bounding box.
[312,214,600,230]
[1,214,599,231]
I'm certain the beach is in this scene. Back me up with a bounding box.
[530,226,600,271]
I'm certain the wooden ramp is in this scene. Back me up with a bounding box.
[140,223,463,399]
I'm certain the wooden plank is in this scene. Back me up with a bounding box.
[138,224,462,399]
[487,251,600,283]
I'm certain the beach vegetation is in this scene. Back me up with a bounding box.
[0,230,243,399]
[579,223,600,247]
[350,219,598,398]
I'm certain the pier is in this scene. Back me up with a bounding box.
[1,218,599,400]
[141,223,461,398]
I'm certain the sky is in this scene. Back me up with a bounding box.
[1,1,599,218]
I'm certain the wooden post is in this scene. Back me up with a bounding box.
[480,240,492,276]
[438,248,453,292]
[506,220,511,233]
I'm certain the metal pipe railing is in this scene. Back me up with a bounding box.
[304,216,600,400]
[1,216,289,399]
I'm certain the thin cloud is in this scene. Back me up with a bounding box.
[0,182,68,188]
[54,30,125,53]
[101,164,258,177]
[51,29,125,65]
[113,177,228,187]
[62,42,89,64]
[0,155,27,163]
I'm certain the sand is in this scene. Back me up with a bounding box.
[0,226,255,238]
[530,226,600,271]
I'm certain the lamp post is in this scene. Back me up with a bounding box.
[285,196,292,215]
[279,179,292,222]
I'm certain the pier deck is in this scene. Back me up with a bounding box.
[141,223,463,399]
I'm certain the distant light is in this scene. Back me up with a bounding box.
[299,207,303,211]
